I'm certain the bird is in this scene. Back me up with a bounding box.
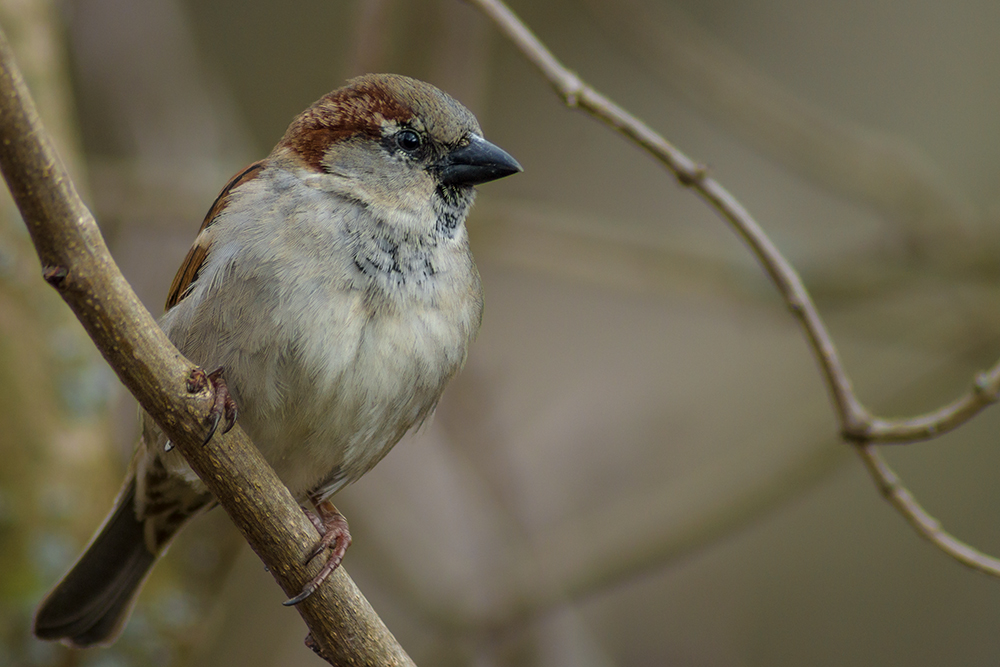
[32,73,521,648]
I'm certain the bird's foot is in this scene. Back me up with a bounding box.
[202,367,238,445]
[283,499,352,606]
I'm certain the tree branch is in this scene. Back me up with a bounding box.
[854,443,1000,575]
[0,24,414,666]
[466,0,1000,578]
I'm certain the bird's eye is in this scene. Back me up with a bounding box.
[396,129,422,152]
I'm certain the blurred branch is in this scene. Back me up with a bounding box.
[515,436,847,614]
[466,0,1000,577]
[581,0,983,261]
[0,23,414,666]
[346,0,394,75]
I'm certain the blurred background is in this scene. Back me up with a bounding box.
[4,0,1000,664]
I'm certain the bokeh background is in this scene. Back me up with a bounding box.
[4,0,1000,664]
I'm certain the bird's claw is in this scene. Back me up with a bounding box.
[283,500,352,606]
[203,367,238,445]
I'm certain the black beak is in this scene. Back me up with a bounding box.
[437,134,522,186]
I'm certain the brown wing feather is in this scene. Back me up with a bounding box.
[164,161,266,311]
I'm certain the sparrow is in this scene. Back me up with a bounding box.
[33,73,521,648]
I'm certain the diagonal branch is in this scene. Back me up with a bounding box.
[465,0,1000,577]
[0,24,414,666]
[854,443,1000,575]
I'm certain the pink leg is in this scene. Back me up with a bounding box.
[283,498,352,606]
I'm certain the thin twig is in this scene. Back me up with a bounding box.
[465,0,1000,577]
[855,443,1000,574]
[0,24,414,665]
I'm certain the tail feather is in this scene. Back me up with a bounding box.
[34,479,157,648]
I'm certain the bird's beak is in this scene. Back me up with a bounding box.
[437,134,523,186]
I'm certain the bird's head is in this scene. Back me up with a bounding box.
[273,73,521,234]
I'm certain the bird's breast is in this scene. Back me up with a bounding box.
[242,270,480,497]
[161,179,483,497]
[231,227,482,496]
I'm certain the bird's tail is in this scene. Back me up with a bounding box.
[33,478,157,647]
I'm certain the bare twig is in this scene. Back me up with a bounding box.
[0,24,414,666]
[466,0,1000,577]
[855,443,1000,574]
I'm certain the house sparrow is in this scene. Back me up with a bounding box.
[33,73,521,648]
